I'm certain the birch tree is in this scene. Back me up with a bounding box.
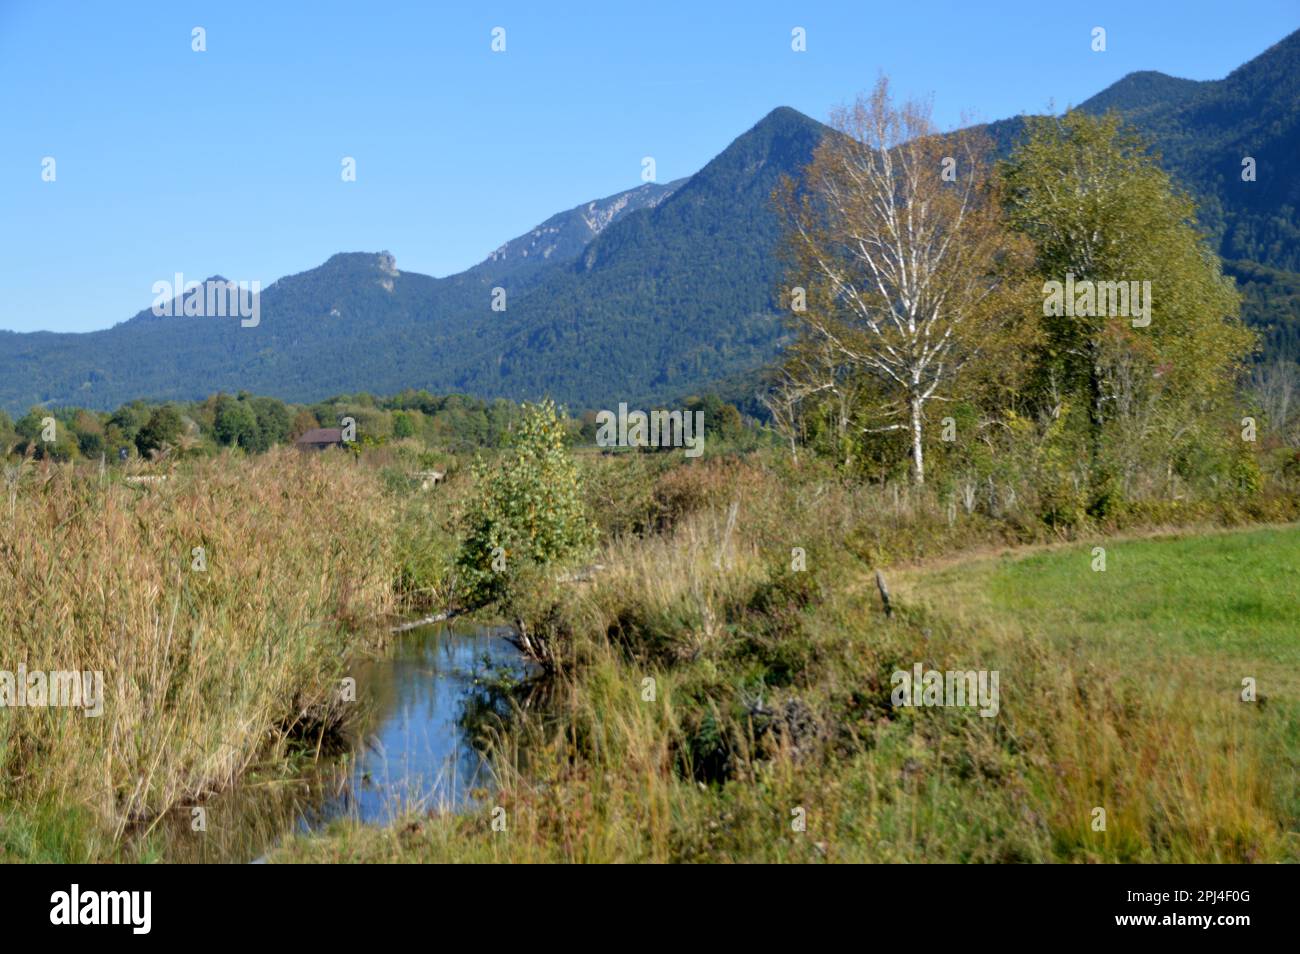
[776,78,1025,483]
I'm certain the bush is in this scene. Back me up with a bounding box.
[456,400,597,607]
[651,458,738,531]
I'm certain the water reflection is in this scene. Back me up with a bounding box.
[140,622,530,863]
[310,622,524,824]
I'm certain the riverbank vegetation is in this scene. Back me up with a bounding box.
[275,458,1299,862]
[1,389,1296,861]
[0,451,395,860]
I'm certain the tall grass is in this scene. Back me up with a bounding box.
[900,527,1300,861]
[0,449,395,855]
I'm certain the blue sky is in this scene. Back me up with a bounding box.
[2,1,1296,333]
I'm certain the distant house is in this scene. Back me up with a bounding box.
[295,427,345,451]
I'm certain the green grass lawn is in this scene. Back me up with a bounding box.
[907,525,1300,688]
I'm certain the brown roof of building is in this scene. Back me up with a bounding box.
[296,427,344,445]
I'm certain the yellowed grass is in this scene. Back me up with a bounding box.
[0,450,395,839]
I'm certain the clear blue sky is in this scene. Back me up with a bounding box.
[2,0,1296,333]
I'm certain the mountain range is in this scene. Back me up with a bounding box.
[2,28,1298,416]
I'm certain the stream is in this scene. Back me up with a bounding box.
[143,621,530,863]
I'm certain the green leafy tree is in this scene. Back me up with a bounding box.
[0,410,15,453]
[290,409,320,439]
[14,409,45,444]
[248,396,293,452]
[392,411,415,439]
[683,394,745,446]
[456,400,597,607]
[77,430,105,458]
[135,406,184,457]
[107,402,151,446]
[1001,111,1253,498]
[71,410,105,459]
[213,395,258,449]
[13,409,78,461]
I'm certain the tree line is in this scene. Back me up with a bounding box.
[767,81,1289,519]
[0,390,528,462]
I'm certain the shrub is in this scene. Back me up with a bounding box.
[456,400,597,607]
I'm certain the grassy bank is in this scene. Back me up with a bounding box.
[273,451,1300,863]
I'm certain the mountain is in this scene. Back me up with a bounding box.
[0,108,827,415]
[1077,71,1204,121]
[468,179,684,288]
[439,106,827,405]
[2,30,1298,415]
[0,179,690,414]
[1078,28,1300,273]
[1075,27,1300,367]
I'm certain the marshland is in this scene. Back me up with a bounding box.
[1,391,1297,861]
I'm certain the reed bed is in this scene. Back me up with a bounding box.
[0,449,395,852]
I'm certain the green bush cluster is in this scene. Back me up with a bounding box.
[456,400,598,607]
